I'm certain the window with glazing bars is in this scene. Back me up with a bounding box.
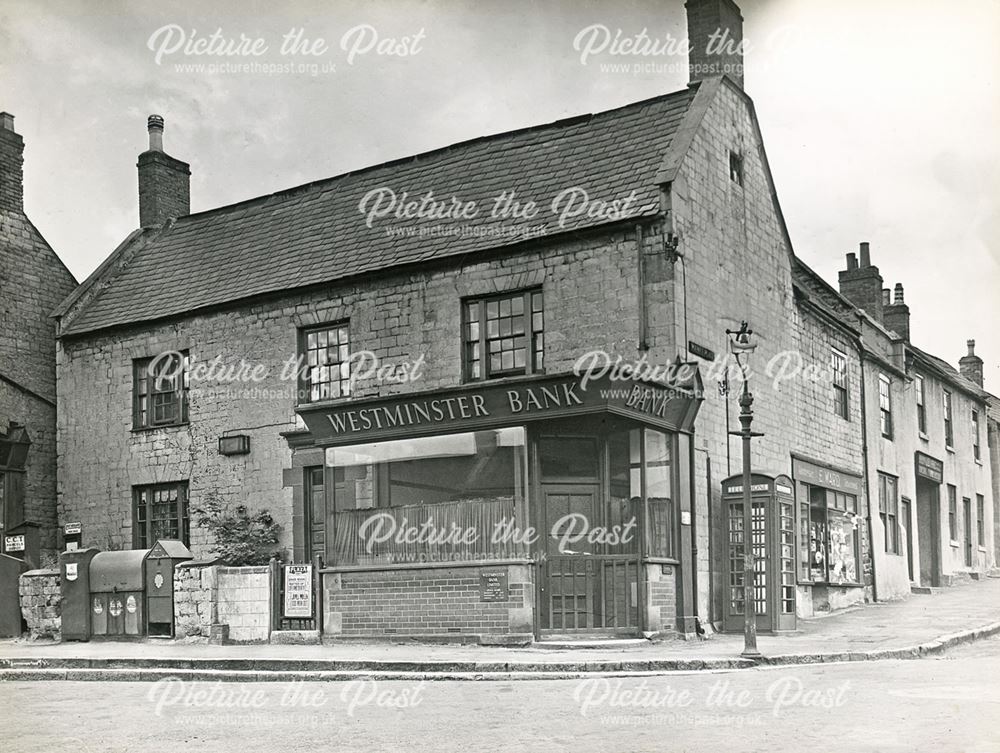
[300,323,350,402]
[133,482,189,548]
[463,290,543,380]
[134,351,190,429]
[977,494,985,546]
[944,390,954,447]
[878,473,899,554]
[973,410,981,461]
[831,349,848,419]
[948,485,958,541]
[915,375,926,435]
[878,375,893,439]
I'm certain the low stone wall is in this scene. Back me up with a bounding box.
[216,566,272,643]
[174,563,272,643]
[19,569,61,639]
[173,564,216,638]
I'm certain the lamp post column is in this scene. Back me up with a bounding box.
[738,379,760,658]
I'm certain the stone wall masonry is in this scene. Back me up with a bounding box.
[57,230,641,557]
[173,563,272,642]
[18,568,61,639]
[665,81,803,627]
[215,566,272,643]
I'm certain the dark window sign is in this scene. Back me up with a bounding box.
[914,452,944,484]
[296,372,703,446]
[479,570,509,602]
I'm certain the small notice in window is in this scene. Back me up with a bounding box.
[283,564,313,618]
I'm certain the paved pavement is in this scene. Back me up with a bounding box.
[4,637,999,753]
[2,577,999,677]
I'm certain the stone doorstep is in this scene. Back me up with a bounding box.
[270,630,321,646]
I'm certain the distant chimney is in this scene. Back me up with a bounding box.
[686,0,745,88]
[137,114,190,228]
[959,339,984,387]
[838,242,885,324]
[0,111,24,213]
[883,283,910,341]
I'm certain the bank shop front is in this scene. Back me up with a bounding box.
[289,370,703,643]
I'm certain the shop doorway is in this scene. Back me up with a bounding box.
[916,479,941,587]
[535,431,640,635]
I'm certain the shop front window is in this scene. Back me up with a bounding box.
[327,427,527,565]
[799,485,860,584]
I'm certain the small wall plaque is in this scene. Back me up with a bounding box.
[479,569,509,602]
[219,435,251,456]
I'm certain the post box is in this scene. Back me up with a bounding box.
[145,539,193,637]
[89,549,148,638]
[60,547,100,641]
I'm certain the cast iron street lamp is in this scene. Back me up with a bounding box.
[727,321,763,659]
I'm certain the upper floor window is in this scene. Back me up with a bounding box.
[300,323,351,402]
[463,290,543,381]
[878,375,893,439]
[878,472,900,554]
[134,351,189,429]
[943,390,954,447]
[915,375,926,435]
[972,410,981,461]
[729,151,744,186]
[133,481,189,548]
[831,348,848,420]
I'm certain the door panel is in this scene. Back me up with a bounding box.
[539,484,639,634]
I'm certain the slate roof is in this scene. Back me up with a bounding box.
[62,86,699,337]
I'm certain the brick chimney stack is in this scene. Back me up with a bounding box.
[137,114,190,228]
[838,242,885,324]
[686,0,745,88]
[959,340,984,387]
[0,112,24,214]
[883,282,910,341]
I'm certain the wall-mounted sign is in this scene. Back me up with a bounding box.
[688,341,717,361]
[792,457,863,495]
[64,522,82,535]
[219,435,251,456]
[283,564,313,618]
[479,570,509,602]
[65,563,78,581]
[4,535,25,552]
[299,372,704,446]
[915,452,944,484]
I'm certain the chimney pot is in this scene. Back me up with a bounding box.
[882,289,891,306]
[147,114,164,152]
[859,242,871,268]
[893,283,904,305]
[846,252,858,271]
[0,112,14,132]
[959,338,984,387]
[967,339,976,356]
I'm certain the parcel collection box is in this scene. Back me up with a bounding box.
[60,540,192,641]
[145,539,193,637]
[90,549,147,637]
[59,548,100,641]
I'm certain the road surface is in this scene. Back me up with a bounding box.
[3,637,998,753]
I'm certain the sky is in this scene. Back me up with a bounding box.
[2,0,998,391]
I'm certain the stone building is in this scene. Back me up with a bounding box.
[0,112,78,568]
[832,245,996,601]
[57,0,993,642]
